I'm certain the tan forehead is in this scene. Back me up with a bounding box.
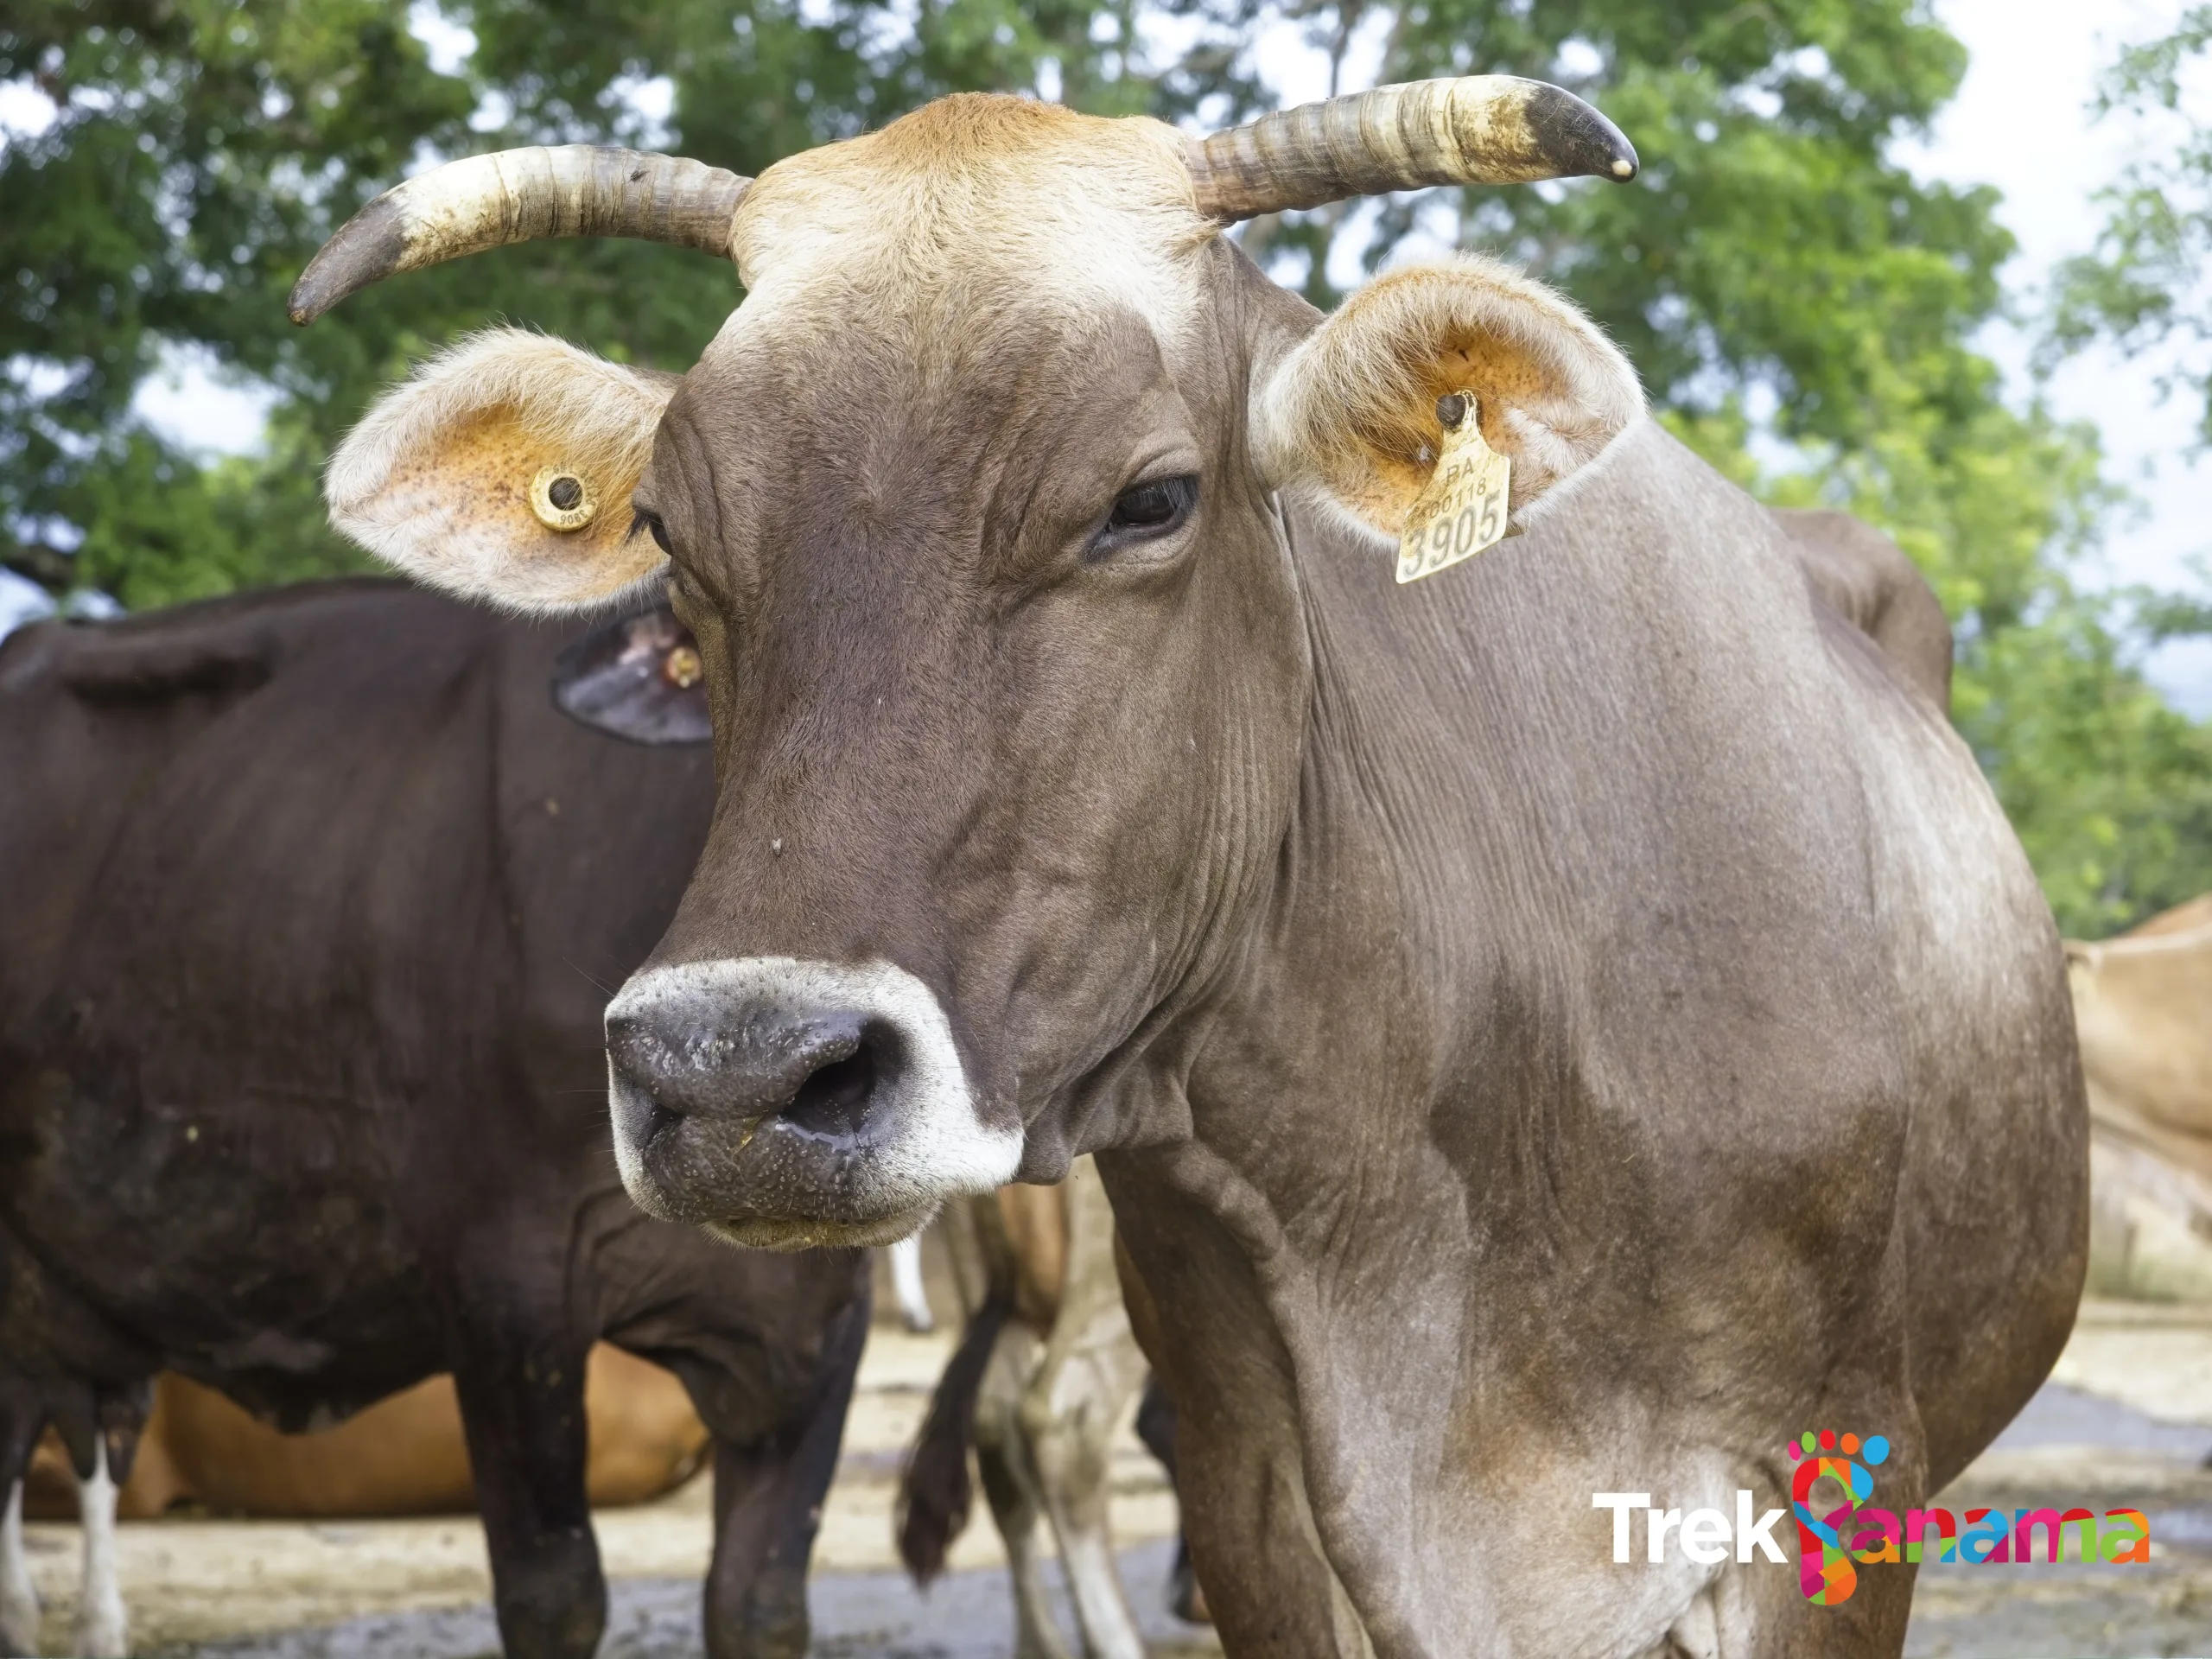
[725,95,1217,334]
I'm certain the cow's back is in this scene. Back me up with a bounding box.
[3,593,316,1033]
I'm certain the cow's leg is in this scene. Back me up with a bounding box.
[889,1234,935,1332]
[0,1481,36,1657]
[973,1325,1072,1659]
[1676,1531,1916,1658]
[0,1391,40,1657]
[443,1288,603,1659]
[1134,1378,1205,1623]
[73,1439,126,1659]
[1757,1410,1922,1658]
[688,1289,868,1659]
[1022,1159,1147,1659]
[1105,1168,1353,1659]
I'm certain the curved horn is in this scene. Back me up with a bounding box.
[1186,76,1637,221]
[289,145,749,325]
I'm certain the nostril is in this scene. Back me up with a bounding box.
[782,1024,897,1142]
[609,1000,902,1142]
[787,1050,874,1136]
[642,1099,684,1146]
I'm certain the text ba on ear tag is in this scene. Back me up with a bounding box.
[1395,392,1510,584]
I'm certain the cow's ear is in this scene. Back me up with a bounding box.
[1253,256,1643,541]
[327,329,676,612]
[551,599,712,747]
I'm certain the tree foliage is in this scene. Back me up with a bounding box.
[1,0,1236,606]
[2024,3,2212,933]
[4,0,2210,933]
[2049,4,2212,446]
[1287,0,2212,937]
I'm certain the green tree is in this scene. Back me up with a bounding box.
[2024,3,2212,933]
[7,0,2209,931]
[3,0,1237,607]
[2050,4,2212,444]
[1251,0,2212,936]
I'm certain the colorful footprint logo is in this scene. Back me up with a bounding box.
[1788,1430,1890,1604]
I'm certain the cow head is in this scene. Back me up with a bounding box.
[301,81,1643,1247]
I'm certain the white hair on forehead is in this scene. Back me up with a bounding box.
[721,97,1220,348]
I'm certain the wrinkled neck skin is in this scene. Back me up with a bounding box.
[1080,478,1520,1658]
[1084,429,1656,1656]
[1069,432,1608,1655]
[1081,417,2079,1656]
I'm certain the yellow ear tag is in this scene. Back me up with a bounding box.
[530,467,598,532]
[1395,393,1510,584]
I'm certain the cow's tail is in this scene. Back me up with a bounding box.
[895,1291,1011,1586]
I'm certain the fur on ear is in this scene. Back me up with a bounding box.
[1254,255,1643,539]
[327,328,677,613]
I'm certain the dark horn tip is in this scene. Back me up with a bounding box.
[1524,83,1639,183]
[286,192,409,326]
[287,264,347,327]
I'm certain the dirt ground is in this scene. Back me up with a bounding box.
[12,1312,1185,1654]
[14,1273,2212,1656]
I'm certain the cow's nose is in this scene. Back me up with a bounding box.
[604,1005,904,1143]
[601,957,1019,1247]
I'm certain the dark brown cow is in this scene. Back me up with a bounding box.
[294,79,2085,1657]
[0,582,865,1659]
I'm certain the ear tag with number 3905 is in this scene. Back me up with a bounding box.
[1395,392,1510,584]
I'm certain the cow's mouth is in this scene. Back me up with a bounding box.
[603,956,1022,1249]
[703,1203,942,1253]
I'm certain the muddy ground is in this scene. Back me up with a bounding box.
[15,1284,2212,1656]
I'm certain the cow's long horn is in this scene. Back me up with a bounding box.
[289,146,748,324]
[1186,76,1637,221]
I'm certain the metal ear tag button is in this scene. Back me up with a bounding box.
[1396,392,1510,584]
[531,467,598,532]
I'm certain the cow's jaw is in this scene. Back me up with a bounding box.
[605,957,1022,1249]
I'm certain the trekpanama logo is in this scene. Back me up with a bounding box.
[1594,1428,2153,1605]
[1790,1429,1894,1603]
[1783,1428,2151,1605]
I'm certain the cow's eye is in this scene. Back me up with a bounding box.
[1090,474,1197,558]
[629,508,673,556]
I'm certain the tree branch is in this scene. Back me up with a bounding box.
[2,543,79,594]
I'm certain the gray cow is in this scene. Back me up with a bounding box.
[290,75,2086,1657]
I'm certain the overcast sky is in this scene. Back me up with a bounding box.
[7,0,2210,709]
[1908,0,2210,711]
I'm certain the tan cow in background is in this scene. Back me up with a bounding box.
[27,1344,705,1521]
[2068,893,2212,1301]
[898,1159,1149,1659]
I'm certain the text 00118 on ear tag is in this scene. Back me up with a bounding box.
[1396,393,1510,584]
